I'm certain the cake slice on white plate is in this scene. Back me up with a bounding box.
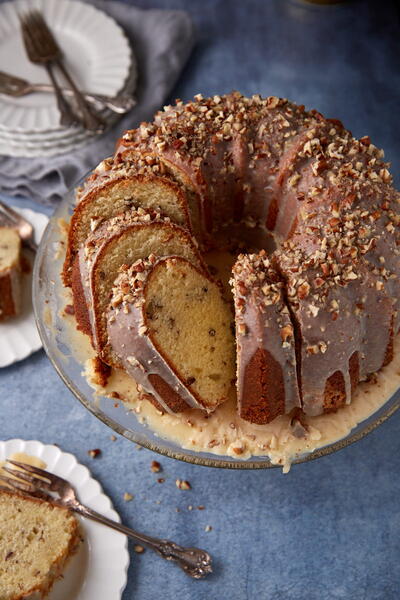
[0,488,81,600]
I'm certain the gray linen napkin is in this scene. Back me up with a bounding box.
[0,0,194,205]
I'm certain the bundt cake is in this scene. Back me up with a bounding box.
[107,256,235,413]
[0,228,22,321]
[64,92,400,426]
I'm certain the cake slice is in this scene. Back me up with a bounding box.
[231,251,301,424]
[63,151,200,287]
[0,228,22,321]
[107,256,236,413]
[0,488,81,600]
[73,210,207,368]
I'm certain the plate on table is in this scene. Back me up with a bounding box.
[0,207,48,367]
[0,0,135,157]
[0,439,129,600]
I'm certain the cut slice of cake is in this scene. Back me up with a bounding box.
[115,150,204,242]
[73,211,207,368]
[107,256,236,413]
[63,151,201,287]
[72,207,167,339]
[231,251,301,424]
[0,228,22,321]
[0,488,81,600]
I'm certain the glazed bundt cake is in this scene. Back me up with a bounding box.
[64,92,400,425]
[107,256,235,413]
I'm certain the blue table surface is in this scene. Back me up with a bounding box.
[1,1,400,598]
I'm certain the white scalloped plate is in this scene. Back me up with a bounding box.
[0,0,132,133]
[0,130,96,158]
[0,439,129,599]
[0,207,48,367]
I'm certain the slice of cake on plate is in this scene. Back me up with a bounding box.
[0,488,81,600]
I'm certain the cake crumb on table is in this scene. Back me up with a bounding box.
[204,525,213,532]
[134,545,145,553]
[176,479,191,490]
[87,448,101,458]
[63,304,75,316]
[123,492,134,501]
[150,460,161,473]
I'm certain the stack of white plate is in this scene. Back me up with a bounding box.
[0,0,135,158]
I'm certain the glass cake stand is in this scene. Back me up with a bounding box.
[32,183,400,469]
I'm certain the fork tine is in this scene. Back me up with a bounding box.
[3,465,53,491]
[0,476,54,502]
[0,213,15,229]
[7,460,66,485]
[19,15,36,54]
[20,10,59,59]
[0,200,17,224]
[20,13,42,61]
[0,201,34,242]
[0,201,20,224]
[0,474,36,494]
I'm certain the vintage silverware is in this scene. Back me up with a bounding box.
[1,461,213,579]
[19,12,78,129]
[0,201,37,252]
[19,11,104,132]
[0,71,136,115]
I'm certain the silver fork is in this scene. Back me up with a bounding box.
[0,201,37,252]
[1,461,213,579]
[0,70,136,115]
[19,11,105,132]
[19,12,77,129]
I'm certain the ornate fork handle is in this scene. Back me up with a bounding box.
[150,540,212,578]
[73,503,212,579]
